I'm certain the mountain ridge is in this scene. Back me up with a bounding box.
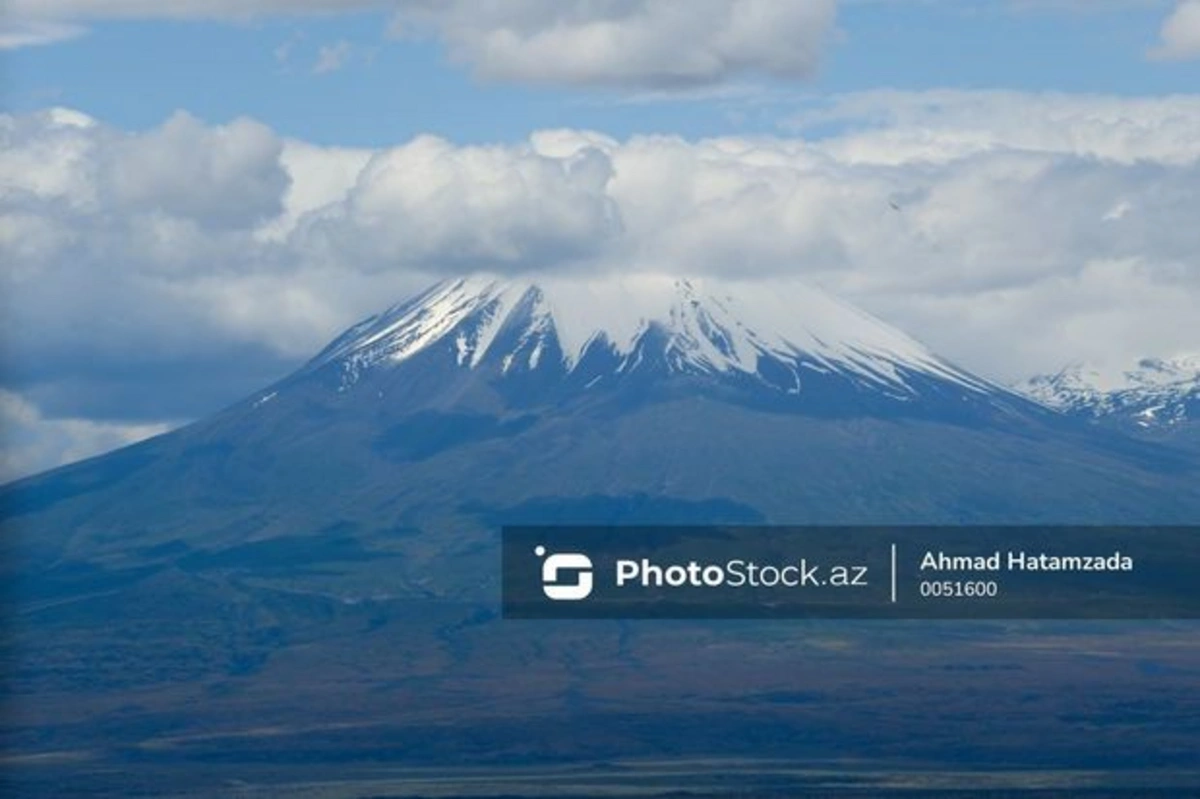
[1021,355,1200,436]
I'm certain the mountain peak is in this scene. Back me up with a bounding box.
[1021,354,1200,430]
[309,272,994,401]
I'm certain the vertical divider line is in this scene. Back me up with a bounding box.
[891,544,897,604]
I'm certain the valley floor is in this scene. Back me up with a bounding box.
[4,621,1200,798]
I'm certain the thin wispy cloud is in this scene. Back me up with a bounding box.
[0,20,85,50]
[313,39,352,74]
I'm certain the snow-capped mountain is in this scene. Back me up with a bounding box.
[9,273,1200,572]
[8,270,1200,766]
[1022,355,1200,431]
[301,273,1012,418]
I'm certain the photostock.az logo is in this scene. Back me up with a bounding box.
[535,545,593,601]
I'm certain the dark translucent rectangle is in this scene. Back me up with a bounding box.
[501,526,1200,619]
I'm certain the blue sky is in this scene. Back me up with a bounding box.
[2,0,1200,480]
[6,2,1198,145]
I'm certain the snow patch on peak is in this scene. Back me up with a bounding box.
[320,275,515,369]
[314,272,996,397]
[1022,363,1113,412]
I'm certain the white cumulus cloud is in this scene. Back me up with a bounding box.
[101,111,289,227]
[389,0,838,89]
[293,135,621,271]
[1151,0,1200,60]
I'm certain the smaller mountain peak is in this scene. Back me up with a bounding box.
[1020,354,1200,430]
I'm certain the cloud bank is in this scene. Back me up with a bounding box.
[3,90,1200,479]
